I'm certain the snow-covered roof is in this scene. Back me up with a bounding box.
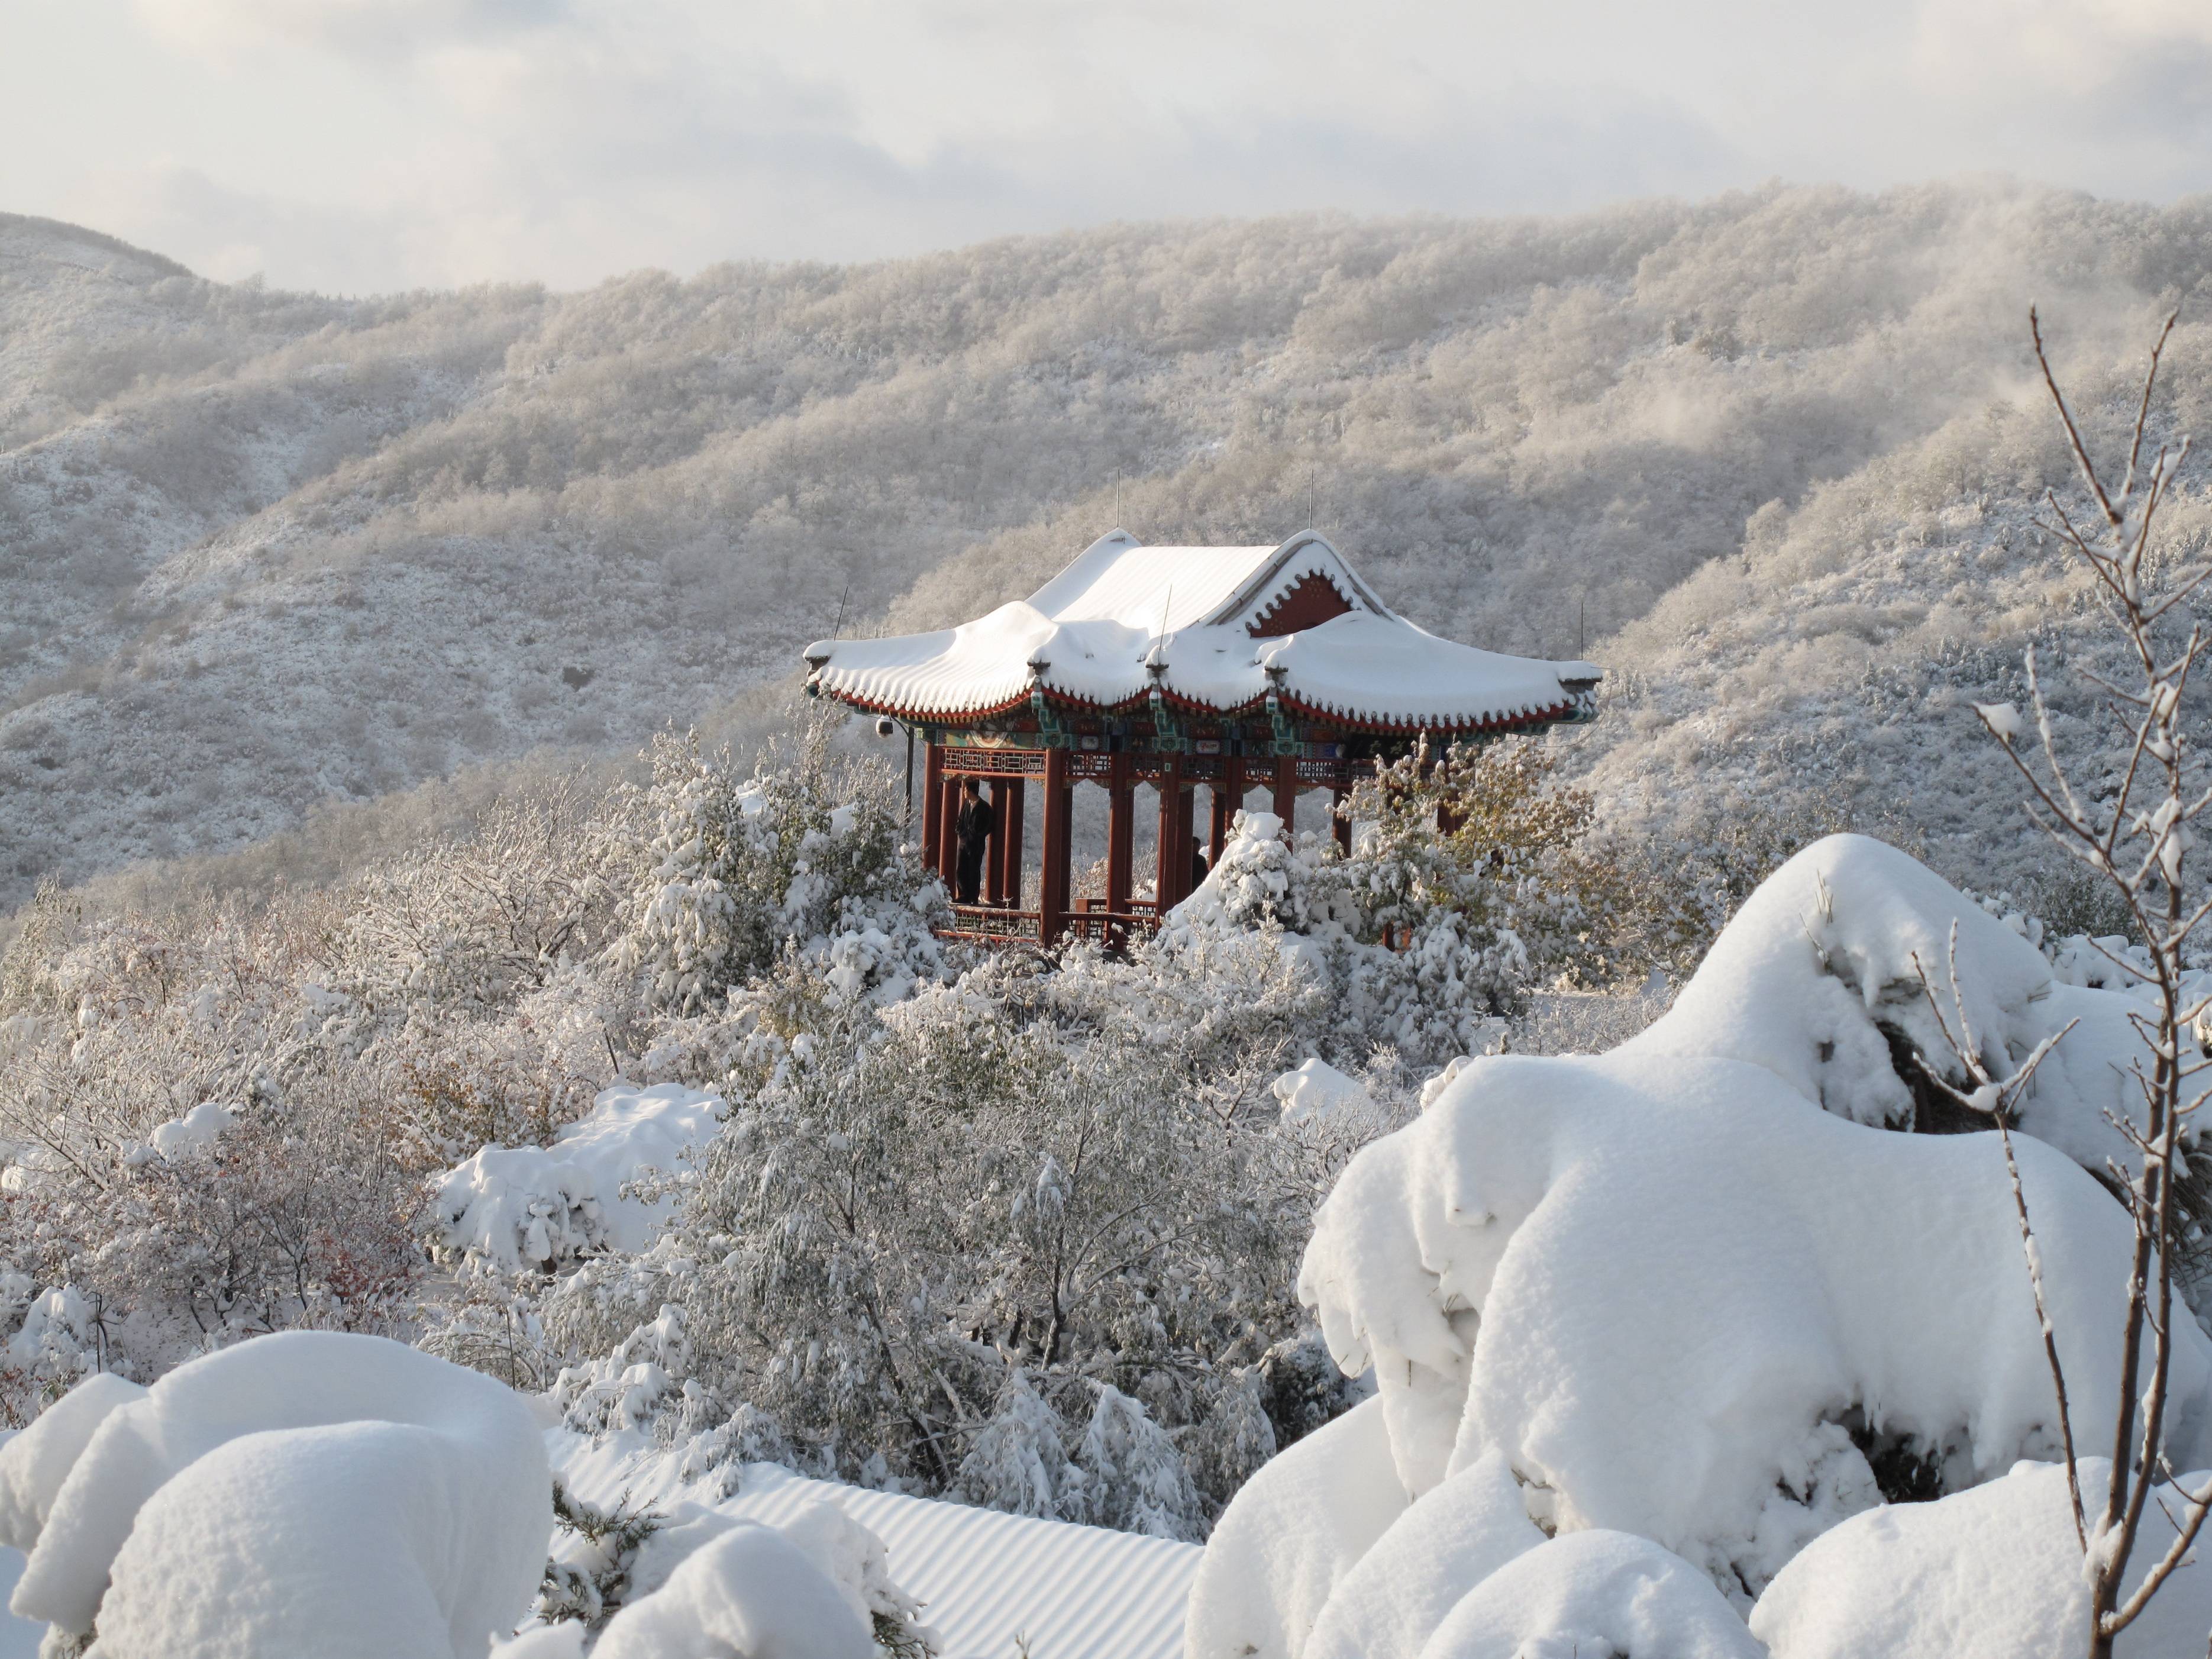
[805,531,1600,732]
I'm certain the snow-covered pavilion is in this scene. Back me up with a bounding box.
[805,530,1600,946]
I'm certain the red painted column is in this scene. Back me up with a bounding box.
[922,743,945,874]
[1155,756,1183,909]
[983,779,1006,904]
[1039,746,1071,945]
[1106,755,1134,948]
[1209,756,1241,867]
[1331,784,1353,857]
[997,778,1026,907]
[1272,753,1298,839]
[1173,780,1196,902]
[938,773,962,890]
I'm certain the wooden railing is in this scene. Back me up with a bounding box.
[939,903,1042,943]
[1063,897,1162,946]
[939,897,1162,948]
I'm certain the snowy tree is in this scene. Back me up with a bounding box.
[1939,308,2212,1658]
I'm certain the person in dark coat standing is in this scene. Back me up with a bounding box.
[954,777,995,904]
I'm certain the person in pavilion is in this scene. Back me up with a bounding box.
[954,777,996,905]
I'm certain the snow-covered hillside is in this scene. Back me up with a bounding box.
[7,185,2212,911]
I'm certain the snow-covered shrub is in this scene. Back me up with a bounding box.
[329,779,620,1020]
[1190,832,2212,1657]
[0,1332,550,1658]
[377,1016,611,1175]
[541,964,1318,1537]
[592,1518,879,1659]
[0,1080,426,1421]
[1165,740,1625,1068]
[432,1082,725,1270]
[1297,1450,1540,1659]
[1183,1397,1408,1659]
[1416,1531,1764,1659]
[608,721,942,1018]
[0,866,447,1411]
[1625,835,2208,1228]
[537,1478,670,1632]
[1293,1049,2201,1597]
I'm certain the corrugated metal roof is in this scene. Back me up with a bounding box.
[726,1468,1199,1659]
[550,1434,1199,1659]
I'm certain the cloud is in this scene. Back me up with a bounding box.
[66,164,431,291]
[134,0,570,62]
[20,0,2212,292]
[1906,0,2212,177]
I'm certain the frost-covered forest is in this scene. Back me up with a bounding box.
[9,182,2212,914]
[12,184,2212,1655]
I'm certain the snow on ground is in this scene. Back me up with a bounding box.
[1191,833,2212,1659]
[554,1429,1202,1659]
[433,1083,725,1269]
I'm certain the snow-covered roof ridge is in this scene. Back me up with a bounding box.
[805,530,1600,732]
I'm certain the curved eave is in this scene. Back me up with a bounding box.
[809,680,1039,724]
[1268,689,1577,735]
[813,673,1582,736]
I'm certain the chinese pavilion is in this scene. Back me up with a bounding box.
[804,530,1599,947]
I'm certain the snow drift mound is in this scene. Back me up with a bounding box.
[0,1334,548,1658]
[1188,833,2212,1659]
[1416,1530,1764,1659]
[434,1083,724,1269]
[594,1512,880,1659]
[1751,1458,2212,1658]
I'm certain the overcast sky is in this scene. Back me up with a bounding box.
[7,0,2211,294]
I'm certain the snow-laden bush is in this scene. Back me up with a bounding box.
[1296,1050,2195,1595]
[0,1066,425,1421]
[327,780,619,1021]
[1189,832,2212,1659]
[0,1332,550,1658]
[579,1493,932,1659]
[540,956,1326,1538]
[432,1082,725,1271]
[1416,1531,1764,1659]
[1162,740,1627,1068]
[608,722,942,1018]
[592,1519,880,1659]
[1622,834,2212,1270]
